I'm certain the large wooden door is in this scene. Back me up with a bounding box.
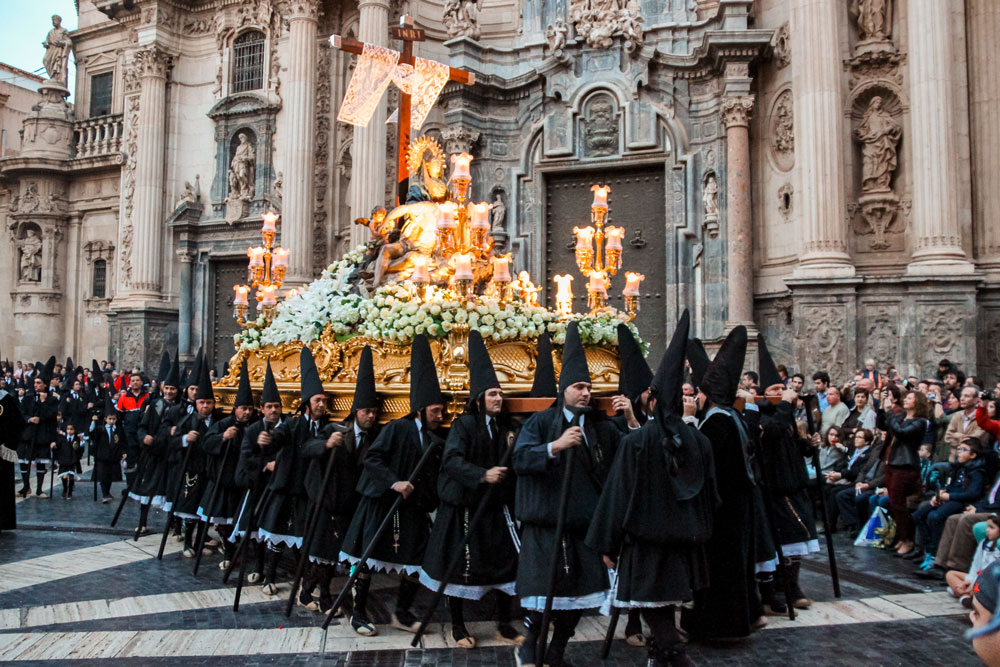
[211,259,247,374]
[545,166,667,357]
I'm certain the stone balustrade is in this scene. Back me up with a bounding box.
[73,114,123,159]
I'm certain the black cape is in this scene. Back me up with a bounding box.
[198,414,251,523]
[757,401,818,548]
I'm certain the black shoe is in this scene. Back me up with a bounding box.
[391,608,420,633]
[903,549,926,561]
[495,622,524,645]
[915,566,946,581]
[297,588,320,612]
[350,612,378,636]
[452,624,476,649]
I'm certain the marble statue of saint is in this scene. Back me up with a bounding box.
[273,171,283,200]
[490,193,506,232]
[42,15,73,84]
[703,175,719,218]
[855,96,901,193]
[19,229,43,282]
[229,132,256,200]
[546,19,569,53]
[850,0,891,42]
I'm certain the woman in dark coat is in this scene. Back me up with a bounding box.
[881,389,932,556]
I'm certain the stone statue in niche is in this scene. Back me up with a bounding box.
[490,192,506,232]
[702,174,719,238]
[855,96,901,193]
[18,229,43,282]
[850,0,892,43]
[42,15,72,84]
[545,19,569,54]
[273,171,283,201]
[583,96,618,157]
[443,0,483,41]
[230,132,256,200]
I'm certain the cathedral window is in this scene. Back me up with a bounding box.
[92,259,107,298]
[231,31,266,93]
[89,72,113,117]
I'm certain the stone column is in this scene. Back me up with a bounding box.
[722,96,755,328]
[789,0,854,278]
[177,249,195,358]
[64,213,83,357]
[966,0,1000,273]
[283,0,321,284]
[348,0,391,249]
[130,46,172,296]
[905,0,974,275]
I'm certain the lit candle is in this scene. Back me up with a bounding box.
[410,255,430,284]
[272,247,289,268]
[248,246,265,267]
[605,226,625,250]
[450,152,473,181]
[574,226,595,250]
[453,253,474,280]
[553,274,574,315]
[259,285,278,307]
[591,184,610,209]
[233,284,249,306]
[588,270,608,295]
[623,271,644,296]
[469,202,491,229]
[261,211,278,233]
[437,202,458,229]
[491,254,512,283]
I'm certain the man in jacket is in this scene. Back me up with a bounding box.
[945,386,987,463]
[832,429,885,534]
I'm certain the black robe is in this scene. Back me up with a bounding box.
[60,392,89,434]
[681,407,762,639]
[131,396,176,504]
[420,412,520,598]
[257,415,324,548]
[757,401,819,551]
[164,409,222,519]
[20,394,58,463]
[340,416,443,574]
[155,401,195,504]
[91,422,125,486]
[513,405,621,609]
[54,434,83,476]
[198,415,250,524]
[232,417,282,540]
[586,414,716,606]
[1,389,25,530]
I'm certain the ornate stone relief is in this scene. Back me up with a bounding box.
[120,94,140,287]
[849,91,904,251]
[570,0,644,52]
[581,93,620,157]
[443,0,483,41]
[721,96,753,128]
[863,303,899,369]
[545,19,570,62]
[441,126,480,155]
[768,90,794,172]
[313,43,332,274]
[777,183,793,221]
[918,304,965,377]
[772,22,790,69]
[802,304,848,380]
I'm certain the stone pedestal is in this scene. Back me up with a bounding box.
[107,307,177,373]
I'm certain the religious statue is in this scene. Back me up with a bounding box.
[177,178,198,208]
[42,15,72,84]
[272,172,283,201]
[443,0,483,41]
[513,271,541,307]
[850,0,892,42]
[490,193,506,232]
[703,175,719,219]
[545,19,569,53]
[18,229,43,282]
[569,0,644,50]
[229,132,256,201]
[406,136,448,201]
[855,96,901,193]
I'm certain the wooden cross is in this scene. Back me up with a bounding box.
[331,16,476,205]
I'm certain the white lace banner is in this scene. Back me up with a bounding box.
[337,43,400,127]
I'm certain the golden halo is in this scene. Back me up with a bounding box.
[406,136,445,176]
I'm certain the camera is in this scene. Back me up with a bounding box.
[981,390,994,401]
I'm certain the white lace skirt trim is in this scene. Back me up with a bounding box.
[781,539,821,557]
[755,556,779,574]
[259,527,302,550]
[339,552,421,576]
[417,570,516,599]
[520,590,608,612]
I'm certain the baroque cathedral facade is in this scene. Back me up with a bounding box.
[1,0,997,380]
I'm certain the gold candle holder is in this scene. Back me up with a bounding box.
[624,295,640,321]
[233,302,248,325]
[587,289,608,311]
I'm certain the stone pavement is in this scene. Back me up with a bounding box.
[0,475,984,665]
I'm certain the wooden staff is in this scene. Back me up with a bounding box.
[803,393,841,597]
[193,437,233,575]
[157,440,195,560]
[536,437,577,661]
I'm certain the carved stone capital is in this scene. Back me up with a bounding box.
[284,0,321,20]
[441,126,481,156]
[134,46,173,80]
[721,96,754,129]
[176,248,196,263]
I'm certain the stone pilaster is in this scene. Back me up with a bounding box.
[722,96,755,329]
[177,248,196,359]
[64,213,83,358]
[905,0,974,275]
[789,0,854,278]
[129,46,172,296]
[348,0,391,249]
[967,0,1000,274]
[282,0,321,285]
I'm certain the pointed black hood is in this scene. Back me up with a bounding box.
[195,357,215,401]
[156,351,171,383]
[42,356,56,383]
[530,332,558,398]
[617,323,652,401]
[65,357,74,377]
[300,346,325,404]
[92,359,102,381]
[103,393,118,417]
[559,321,591,395]
[468,330,501,398]
[758,334,783,389]
[686,338,710,389]
[409,334,444,413]
[233,358,253,407]
[261,358,281,406]
[163,354,181,389]
[185,348,204,391]
[351,346,378,413]
[700,326,748,407]
[650,309,690,420]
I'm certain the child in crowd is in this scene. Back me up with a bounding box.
[53,422,83,499]
[948,515,1000,609]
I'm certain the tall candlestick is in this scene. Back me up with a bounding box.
[554,274,574,316]
[272,247,289,268]
[491,254,512,283]
[591,184,610,209]
[450,152,473,181]
[574,226,596,249]
[469,202,491,229]
[453,253,474,280]
[410,255,431,284]
[437,202,458,229]
[605,226,625,250]
[588,270,608,295]
[233,284,250,306]
[622,271,644,296]
[258,285,278,307]
[248,246,265,267]
[261,211,278,233]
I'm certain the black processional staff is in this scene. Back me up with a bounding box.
[48,449,55,501]
[157,436,196,560]
[411,431,517,646]
[193,437,233,576]
[320,437,444,630]
[802,392,841,598]
[535,416,580,663]
[230,486,272,611]
[284,422,349,618]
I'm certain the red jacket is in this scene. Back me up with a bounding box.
[116,391,149,413]
[975,405,1000,440]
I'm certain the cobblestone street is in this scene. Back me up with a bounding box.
[0,475,983,665]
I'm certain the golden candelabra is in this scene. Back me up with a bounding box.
[234,211,289,324]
